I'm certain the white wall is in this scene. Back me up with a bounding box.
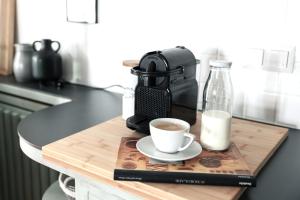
[16,0,300,128]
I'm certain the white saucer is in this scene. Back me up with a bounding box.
[136,136,202,162]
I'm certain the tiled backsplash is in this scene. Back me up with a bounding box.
[197,48,300,129]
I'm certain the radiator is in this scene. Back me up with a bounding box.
[0,104,58,200]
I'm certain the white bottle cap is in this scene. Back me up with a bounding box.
[209,60,232,68]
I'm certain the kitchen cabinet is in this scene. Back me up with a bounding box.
[75,178,139,200]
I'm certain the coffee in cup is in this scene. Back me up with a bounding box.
[149,118,195,153]
[154,122,185,131]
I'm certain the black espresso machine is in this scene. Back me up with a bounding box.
[126,46,198,134]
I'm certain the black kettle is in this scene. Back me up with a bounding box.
[32,39,62,82]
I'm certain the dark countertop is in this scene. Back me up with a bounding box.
[241,129,300,200]
[0,76,122,149]
[2,76,300,200]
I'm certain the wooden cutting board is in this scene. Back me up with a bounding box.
[43,113,288,200]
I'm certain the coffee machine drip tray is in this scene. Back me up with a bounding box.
[126,114,151,134]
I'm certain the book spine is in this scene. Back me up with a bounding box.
[114,170,256,187]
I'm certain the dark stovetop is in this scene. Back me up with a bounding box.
[1,76,300,200]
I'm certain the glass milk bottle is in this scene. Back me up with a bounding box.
[200,60,233,151]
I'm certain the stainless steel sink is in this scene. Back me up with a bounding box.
[0,83,71,106]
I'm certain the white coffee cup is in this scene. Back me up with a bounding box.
[149,118,195,153]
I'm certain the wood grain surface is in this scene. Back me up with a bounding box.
[43,113,288,200]
[0,0,15,75]
[123,60,139,67]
